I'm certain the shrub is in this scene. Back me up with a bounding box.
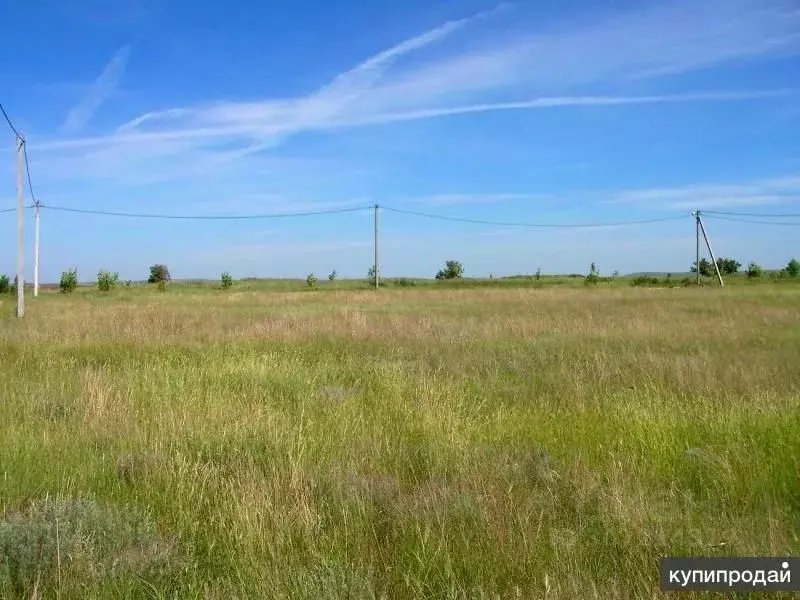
[60,268,78,294]
[221,272,233,289]
[690,259,714,277]
[156,280,167,292]
[715,257,741,275]
[367,266,381,287]
[746,262,763,278]
[631,275,660,287]
[306,273,318,288]
[0,275,9,294]
[97,270,119,292]
[0,496,182,594]
[391,278,416,287]
[435,260,464,281]
[148,264,170,284]
[535,268,542,281]
[125,280,132,287]
[585,262,600,285]
[328,270,337,281]
[786,258,800,277]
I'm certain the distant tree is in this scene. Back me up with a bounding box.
[690,259,714,277]
[612,270,620,278]
[221,272,233,289]
[148,264,170,284]
[535,268,542,281]
[585,262,600,285]
[367,266,378,286]
[435,260,464,280]
[715,257,741,275]
[60,268,78,293]
[328,269,337,281]
[746,262,763,279]
[786,258,800,277]
[0,275,9,294]
[97,270,119,292]
[306,273,318,288]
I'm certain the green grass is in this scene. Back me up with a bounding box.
[1,284,799,599]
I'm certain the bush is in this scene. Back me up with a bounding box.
[156,280,167,292]
[97,270,119,292]
[221,272,233,289]
[328,270,337,281]
[746,262,763,278]
[716,257,741,275]
[306,273,318,288]
[584,262,600,285]
[0,496,182,595]
[0,275,9,294]
[367,266,381,287]
[60,268,78,294]
[535,268,542,281]
[691,259,714,277]
[631,275,660,287]
[391,278,416,287]
[435,260,464,280]
[786,258,800,278]
[148,264,170,284]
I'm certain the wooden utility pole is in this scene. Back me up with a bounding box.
[373,204,379,290]
[16,136,24,317]
[697,212,724,287]
[34,202,40,297]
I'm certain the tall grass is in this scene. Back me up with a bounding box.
[0,286,798,598]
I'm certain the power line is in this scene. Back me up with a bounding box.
[703,214,800,227]
[381,205,688,228]
[0,102,22,139]
[0,204,35,213]
[38,203,373,219]
[703,209,800,218]
[22,142,38,206]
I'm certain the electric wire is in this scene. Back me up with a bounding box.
[380,205,688,228]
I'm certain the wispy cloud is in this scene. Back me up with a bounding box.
[31,0,800,192]
[61,44,132,134]
[610,176,800,210]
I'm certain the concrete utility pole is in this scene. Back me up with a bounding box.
[697,212,724,287]
[34,202,40,297]
[16,136,24,317]
[373,204,379,290]
[695,210,700,286]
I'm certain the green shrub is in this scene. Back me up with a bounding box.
[435,260,464,280]
[391,278,416,287]
[328,270,337,281]
[306,273,318,288]
[221,272,233,289]
[97,270,119,292]
[585,262,600,285]
[0,496,182,596]
[60,268,78,294]
[148,264,170,284]
[746,262,763,279]
[631,275,660,287]
[0,275,9,294]
[786,258,800,277]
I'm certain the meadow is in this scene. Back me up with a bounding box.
[1,280,799,599]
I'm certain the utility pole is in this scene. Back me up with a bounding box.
[34,201,40,297]
[697,212,724,287]
[16,135,24,317]
[373,204,379,290]
[695,210,700,286]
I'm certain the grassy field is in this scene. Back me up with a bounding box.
[1,282,799,599]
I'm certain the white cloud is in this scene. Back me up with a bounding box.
[61,44,132,134]
[610,176,800,210]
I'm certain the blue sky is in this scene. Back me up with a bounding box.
[1,0,799,281]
